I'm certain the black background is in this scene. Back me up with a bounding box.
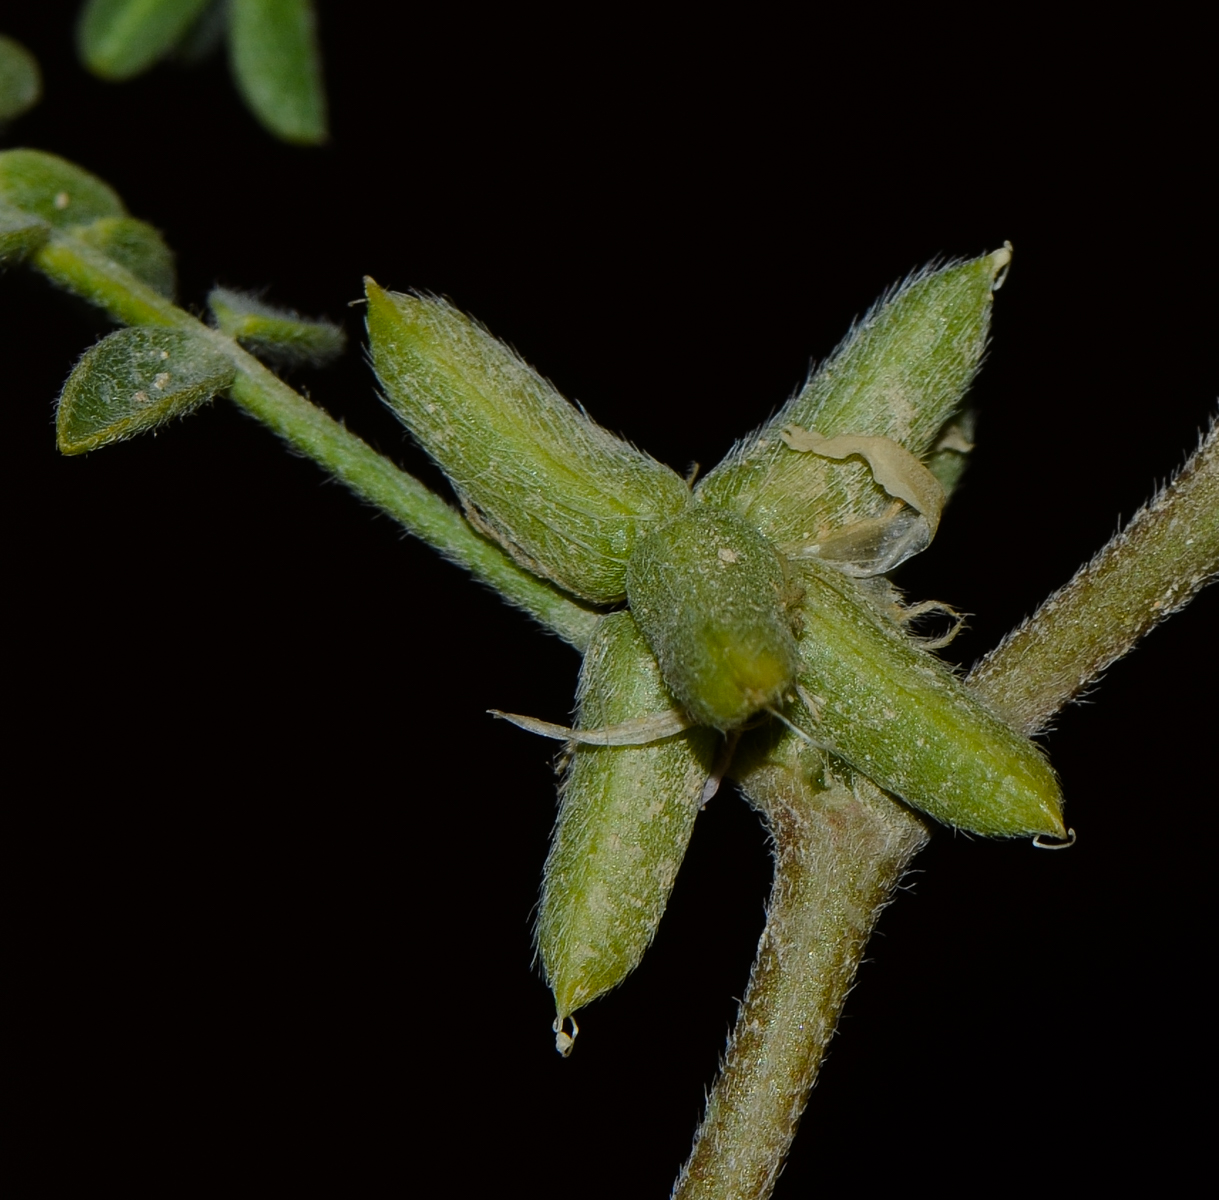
[6,6,1215,1194]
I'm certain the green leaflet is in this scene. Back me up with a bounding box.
[228,0,327,144]
[57,326,235,455]
[537,612,718,1048]
[77,0,213,80]
[699,249,1008,573]
[208,286,345,367]
[790,555,1064,839]
[76,1,327,144]
[0,35,42,122]
[0,203,49,264]
[0,149,126,228]
[366,282,690,604]
[627,504,800,730]
[0,155,184,323]
[74,216,177,298]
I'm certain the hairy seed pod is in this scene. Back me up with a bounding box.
[627,504,800,730]
[538,612,717,1047]
[699,249,1010,571]
[366,283,690,603]
[792,555,1064,839]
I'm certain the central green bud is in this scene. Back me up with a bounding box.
[627,505,800,730]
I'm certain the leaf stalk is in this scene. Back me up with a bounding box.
[31,230,599,649]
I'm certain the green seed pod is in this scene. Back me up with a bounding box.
[57,326,235,455]
[699,249,1010,570]
[366,282,690,603]
[0,149,125,229]
[74,216,176,298]
[791,555,1064,839]
[208,287,346,367]
[538,612,718,1049]
[627,504,800,730]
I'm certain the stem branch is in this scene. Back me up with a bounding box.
[674,745,929,1200]
[32,225,1218,1200]
[677,417,1219,1198]
[968,415,1219,734]
[32,232,600,650]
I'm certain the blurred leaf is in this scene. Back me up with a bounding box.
[58,326,235,454]
[0,149,126,228]
[0,34,42,121]
[75,216,177,297]
[77,0,213,80]
[0,202,49,264]
[208,286,345,366]
[228,0,328,144]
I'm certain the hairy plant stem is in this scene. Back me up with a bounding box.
[31,228,1219,1200]
[224,367,599,648]
[968,416,1219,734]
[675,419,1219,1200]
[32,231,600,650]
[674,742,929,1200]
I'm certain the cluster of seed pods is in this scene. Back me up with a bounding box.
[1,150,1066,1051]
[366,250,1064,1051]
